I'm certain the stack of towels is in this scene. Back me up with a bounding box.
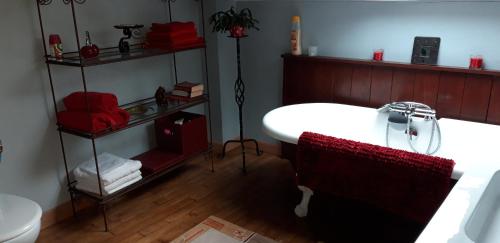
[73,153,142,196]
[57,92,130,134]
[145,21,205,50]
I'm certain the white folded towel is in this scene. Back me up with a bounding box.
[73,153,142,186]
[76,173,142,196]
[77,170,142,192]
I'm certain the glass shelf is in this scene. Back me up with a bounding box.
[68,145,213,203]
[58,95,209,139]
[46,42,206,67]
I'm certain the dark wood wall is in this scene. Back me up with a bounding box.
[283,54,500,124]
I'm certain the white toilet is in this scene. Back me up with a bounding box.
[0,193,42,243]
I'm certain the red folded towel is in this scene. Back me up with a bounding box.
[64,92,118,113]
[148,37,203,46]
[146,38,205,50]
[146,34,200,45]
[57,108,130,134]
[146,30,197,41]
[151,22,196,32]
[297,132,455,224]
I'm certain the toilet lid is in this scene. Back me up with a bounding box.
[0,193,42,242]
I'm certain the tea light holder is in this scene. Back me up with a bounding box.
[469,55,484,70]
[373,49,384,61]
[308,46,318,56]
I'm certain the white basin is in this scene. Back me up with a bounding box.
[465,170,500,243]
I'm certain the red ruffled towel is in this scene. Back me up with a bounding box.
[57,92,130,134]
[297,132,455,224]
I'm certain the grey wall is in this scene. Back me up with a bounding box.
[231,1,500,144]
[0,0,221,211]
[3,0,500,213]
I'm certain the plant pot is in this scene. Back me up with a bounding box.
[229,26,245,38]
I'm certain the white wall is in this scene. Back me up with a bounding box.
[230,0,500,144]
[0,0,220,211]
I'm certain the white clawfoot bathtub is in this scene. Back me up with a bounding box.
[262,103,500,242]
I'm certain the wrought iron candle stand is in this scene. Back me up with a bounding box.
[221,35,262,173]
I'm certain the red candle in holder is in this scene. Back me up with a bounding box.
[373,49,384,61]
[469,55,484,69]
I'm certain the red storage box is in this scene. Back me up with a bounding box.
[155,111,208,156]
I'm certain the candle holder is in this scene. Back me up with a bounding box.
[373,49,384,61]
[469,55,484,70]
[114,24,144,54]
[220,35,262,173]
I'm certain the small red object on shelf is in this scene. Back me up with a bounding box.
[49,34,63,61]
[80,31,99,59]
[469,55,484,69]
[373,49,384,61]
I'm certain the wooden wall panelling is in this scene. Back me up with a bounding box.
[436,73,466,118]
[369,67,393,107]
[332,64,353,104]
[282,59,304,105]
[306,61,335,103]
[460,75,493,122]
[487,77,500,124]
[350,65,372,106]
[282,55,500,124]
[413,71,440,108]
[391,69,416,102]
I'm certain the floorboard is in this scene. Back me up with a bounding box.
[38,149,424,243]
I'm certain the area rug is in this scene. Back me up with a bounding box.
[172,216,277,243]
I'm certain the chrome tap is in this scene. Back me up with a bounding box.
[379,102,441,155]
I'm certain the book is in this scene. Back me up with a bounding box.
[175,81,204,92]
[190,90,204,97]
[167,93,204,102]
[171,89,204,98]
[171,90,189,97]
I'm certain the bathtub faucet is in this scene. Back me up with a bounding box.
[379,102,441,155]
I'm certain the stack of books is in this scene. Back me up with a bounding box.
[169,81,204,101]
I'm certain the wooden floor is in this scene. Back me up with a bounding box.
[38,149,424,243]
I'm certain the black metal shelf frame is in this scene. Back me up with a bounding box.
[35,0,214,232]
[68,145,214,204]
[45,43,207,67]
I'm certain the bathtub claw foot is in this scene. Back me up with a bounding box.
[295,185,313,218]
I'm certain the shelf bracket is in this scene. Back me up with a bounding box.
[37,0,86,6]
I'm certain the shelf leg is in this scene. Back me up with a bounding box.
[69,191,77,216]
[100,203,109,232]
[210,149,215,173]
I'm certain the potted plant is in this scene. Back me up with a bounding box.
[209,7,259,37]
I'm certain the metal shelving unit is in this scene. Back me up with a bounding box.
[35,0,214,231]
